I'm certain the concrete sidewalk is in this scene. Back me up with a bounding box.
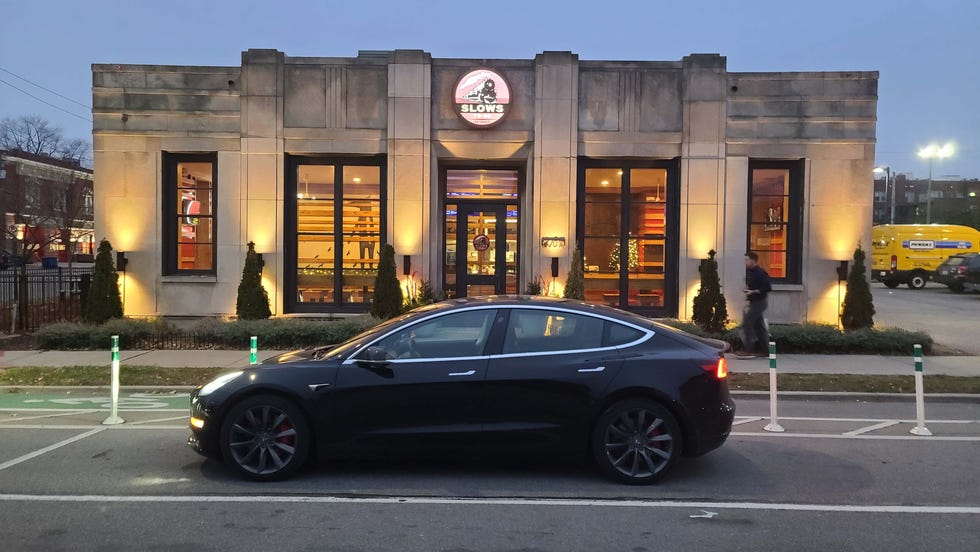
[0,349,977,376]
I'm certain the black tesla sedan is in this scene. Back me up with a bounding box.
[188,296,734,484]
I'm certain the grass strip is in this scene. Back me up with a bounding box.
[2,366,980,394]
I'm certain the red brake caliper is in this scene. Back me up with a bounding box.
[278,422,294,446]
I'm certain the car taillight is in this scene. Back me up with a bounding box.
[958,265,968,275]
[890,255,897,271]
[705,357,728,379]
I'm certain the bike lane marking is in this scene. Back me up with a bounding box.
[0,392,188,411]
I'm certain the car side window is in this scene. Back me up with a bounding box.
[362,309,497,360]
[604,322,645,347]
[502,309,604,354]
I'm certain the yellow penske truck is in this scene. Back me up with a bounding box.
[871,224,980,289]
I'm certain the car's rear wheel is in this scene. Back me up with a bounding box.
[592,399,682,485]
[883,279,900,289]
[907,271,928,290]
[220,394,310,481]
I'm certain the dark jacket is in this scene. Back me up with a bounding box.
[745,265,772,302]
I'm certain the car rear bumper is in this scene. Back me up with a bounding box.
[686,396,735,457]
[872,269,909,282]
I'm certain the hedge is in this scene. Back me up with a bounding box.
[659,320,934,355]
[35,316,378,350]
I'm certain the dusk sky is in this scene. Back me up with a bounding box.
[2,0,977,178]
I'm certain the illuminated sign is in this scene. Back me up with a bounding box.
[454,68,511,128]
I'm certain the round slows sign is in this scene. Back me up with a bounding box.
[454,68,511,128]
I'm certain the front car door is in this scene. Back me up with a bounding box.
[327,308,499,449]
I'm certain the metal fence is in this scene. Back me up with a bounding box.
[0,267,94,332]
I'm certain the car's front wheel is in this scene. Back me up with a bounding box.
[592,399,682,485]
[220,394,311,481]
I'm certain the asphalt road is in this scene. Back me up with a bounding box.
[1,396,978,551]
[872,282,980,354]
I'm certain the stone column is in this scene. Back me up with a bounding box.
[532,52,578,294]
[679,54,728,319]
[387,50,432,282]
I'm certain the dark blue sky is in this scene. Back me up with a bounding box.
[2,0,977,178]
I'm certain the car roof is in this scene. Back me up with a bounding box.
[428,295,662,325]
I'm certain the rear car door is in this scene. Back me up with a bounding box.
[482,308,644,448]
[328,308,498,448]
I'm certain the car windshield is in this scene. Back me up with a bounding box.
[320,302,453,361]
[946,257,966,267]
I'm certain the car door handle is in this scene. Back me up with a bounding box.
[448,370,477,377]
[578,366,606,373]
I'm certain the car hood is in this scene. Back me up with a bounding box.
[263,345,338,364]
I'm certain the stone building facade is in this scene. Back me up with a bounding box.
[92,49,877,323]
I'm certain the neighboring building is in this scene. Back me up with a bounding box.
[873,175,979,226]
[0,150,94,263]
[92,49,877,323]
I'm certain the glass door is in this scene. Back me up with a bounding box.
[452,202,516,297]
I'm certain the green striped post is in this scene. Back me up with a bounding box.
[910,343,931,436]
[763,341,784,432]
[250,336,258,365]
[914,344,923,372]
[102,335,124,425]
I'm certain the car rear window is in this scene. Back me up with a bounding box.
[946,257,966,267]
[604,322,645,347]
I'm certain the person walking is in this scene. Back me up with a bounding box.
[735,251,772,359]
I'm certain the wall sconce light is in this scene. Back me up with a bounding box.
[836,260,849,281]
[116,251,128,272]
[256,253,265,273]
[540,236,566,278]
[403,255,411,276]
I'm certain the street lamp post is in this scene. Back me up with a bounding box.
[917,143,955,224]
[874,166,893,224]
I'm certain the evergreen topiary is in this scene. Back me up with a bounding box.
[236,242,272,320]
[841,245,875,331]
[691,249,729,334]
[371,244,403,319]
[563,247,585,300]
[524,276,543,296]
[83,238,123,324]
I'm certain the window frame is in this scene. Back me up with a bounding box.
[575,158,681,317]
[284,154,387,313]
[746,159,804,284]
[162,152,218,276]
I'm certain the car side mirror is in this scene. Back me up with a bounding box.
[363,346,388,361]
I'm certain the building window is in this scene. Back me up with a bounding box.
[162,153,216,274]
[747,160,803,283]
[285,156,385,312]
[577,159,679,314]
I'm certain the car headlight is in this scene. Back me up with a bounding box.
[198,371,244,396]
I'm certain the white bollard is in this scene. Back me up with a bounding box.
[909,344,932,436]
[102,334,124,425]
[763,341,784,433]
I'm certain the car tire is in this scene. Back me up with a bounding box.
[907,272,928,290]
[591,399,682,485]
[220,394,311,481]
[883,280,900,289]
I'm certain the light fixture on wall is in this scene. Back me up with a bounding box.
[541,236,566,278]
[403,255,411,276]
[836,260,849,281]
[256,253,265,273]
[116,251,128,272]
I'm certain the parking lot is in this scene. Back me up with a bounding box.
[873,282,980,354]
[1,396,978,551]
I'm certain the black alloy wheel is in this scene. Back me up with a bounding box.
[592,399,682,485]
[220,394,311,481]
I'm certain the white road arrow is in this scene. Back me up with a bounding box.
[689,510,718,519]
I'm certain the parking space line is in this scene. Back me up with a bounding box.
[844,421,900,436]
[0,428,105,472]
[733,432,980,441]
[739,415,977,424]
[125,415,188,426]
[0,424,185,430]
[732,416,763,426]
[0,410,99,422]
[0,493,976,514]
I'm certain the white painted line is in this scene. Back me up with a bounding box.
[734,415,977,424]
[0,408,186,413]
[732,432,980,442]
[0,494,976,514]
[0,425,185,430]
[126,415,188,426]
[844,421,900,436]
[0,428,105,472]
[0,410,99,422]
[731,416,763,426]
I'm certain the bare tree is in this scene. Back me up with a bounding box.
[43,165,94,270]
[0,115,91,167]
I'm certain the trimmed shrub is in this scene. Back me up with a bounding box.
[691,249,729,334]
[563,247,585,300]
[841,245,875,331]
[83,239,123,324]
[524,276,543,296]
[371,244,403,319]
[236,241,272,320]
